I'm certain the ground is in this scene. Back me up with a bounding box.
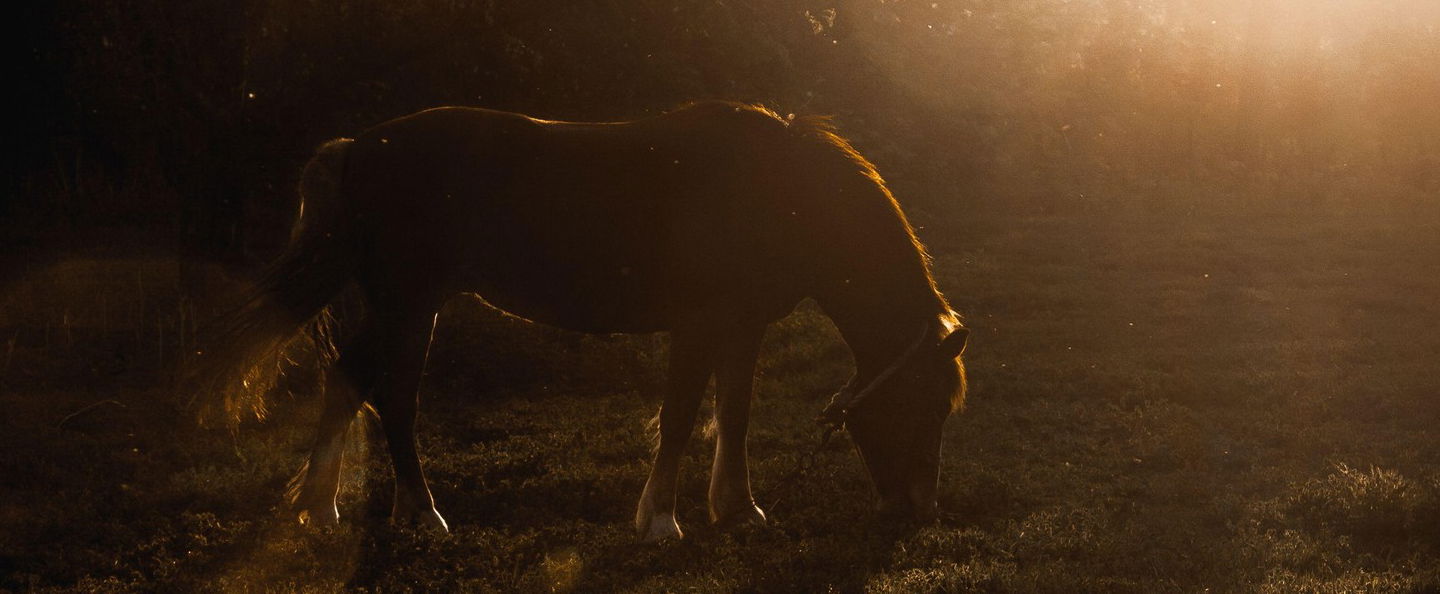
[2,206,1439,592]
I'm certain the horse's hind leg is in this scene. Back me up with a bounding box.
[708,323,767,526]
[290,324,377,526]
[290,354,365,526]
[368,307,449,532]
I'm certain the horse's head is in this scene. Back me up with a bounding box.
[839,321,969,522]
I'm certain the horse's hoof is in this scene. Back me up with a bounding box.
[392,506,450,534]
[637,513,684,543]
[711,502,767,529]
[295,503,340,527]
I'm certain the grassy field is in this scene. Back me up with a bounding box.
[3,207,1439,592]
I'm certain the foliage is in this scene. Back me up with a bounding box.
[13,1,1440,254]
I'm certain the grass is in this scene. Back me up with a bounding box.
[2,206,1439,592]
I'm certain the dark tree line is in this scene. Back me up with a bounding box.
[12,0,1440,265]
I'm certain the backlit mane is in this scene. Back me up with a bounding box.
[787,112,955,323]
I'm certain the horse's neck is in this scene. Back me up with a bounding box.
[819,282,947,378]
[810,226,950,376]
[792,134,950,376]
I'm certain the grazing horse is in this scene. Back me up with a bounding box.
[193,101,969,541]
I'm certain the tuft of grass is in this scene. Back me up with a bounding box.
[1281,464,1437,553]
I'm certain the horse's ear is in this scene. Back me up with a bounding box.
[938,327,969,359]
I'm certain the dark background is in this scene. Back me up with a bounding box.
[13,0,1439,263]
[4,1,1439,591]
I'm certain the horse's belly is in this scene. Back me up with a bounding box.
[454,257,674,334]
[453,244,800,334]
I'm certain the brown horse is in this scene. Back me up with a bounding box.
[193,101,969,541]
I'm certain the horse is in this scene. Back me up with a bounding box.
[191,101,970,542]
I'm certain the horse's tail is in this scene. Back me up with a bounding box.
[184,138,357,426]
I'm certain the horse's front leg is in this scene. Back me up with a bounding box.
[635,324,718,542]
[708,323,767,526]
[370,308,449,532]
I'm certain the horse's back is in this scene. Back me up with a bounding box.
[343,104,809,331]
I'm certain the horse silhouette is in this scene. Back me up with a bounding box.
[192,101,969,541]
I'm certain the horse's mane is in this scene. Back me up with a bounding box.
[783,111,955,322]
[787,114,887,187]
